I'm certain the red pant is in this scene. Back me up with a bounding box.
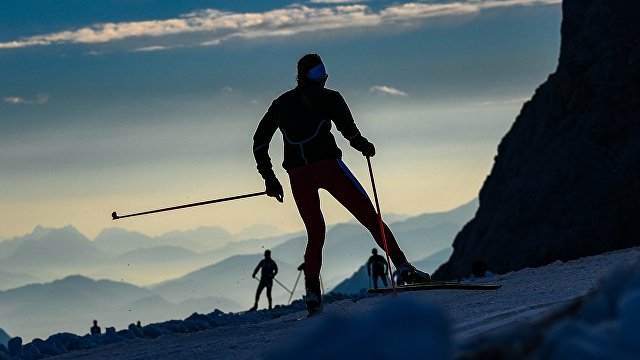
[288,158,407,280]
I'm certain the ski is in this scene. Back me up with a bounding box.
[367,281,501,294]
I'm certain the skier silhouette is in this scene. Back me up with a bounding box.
[249,250,278,311]
[90,320,101,335]
[253,53,430,315]
[367,248,389,289]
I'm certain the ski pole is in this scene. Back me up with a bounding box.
[111,191,267,220]
[366,156,397,295]
[254,276,292,295]
[288,269,303,305]
[273,277,292,294]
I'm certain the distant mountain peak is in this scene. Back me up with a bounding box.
[22,224,85,241]
[27,225,52,240]
[57,274,94,283]
[47,225,83,236]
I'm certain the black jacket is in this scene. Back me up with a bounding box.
[253,258,278,280]
[368,254,388,275]
[253,85,371,179]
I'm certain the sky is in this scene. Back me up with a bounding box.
[0,0,562,240]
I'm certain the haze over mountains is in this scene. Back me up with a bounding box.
[0,200,476,342]
[0,224,293,288]
[0,275,241,344]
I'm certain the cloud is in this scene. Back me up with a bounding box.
[133,45,170,52]
[310,0,367,3]
[4,96,29,104]
[86,50,104,56]
[370,85,409,97]
[4,94,50,105]
[0,1,561,50]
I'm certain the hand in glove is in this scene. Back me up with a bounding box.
[360,141,376,157]
[350,135,376,157]
[265,176,284,203]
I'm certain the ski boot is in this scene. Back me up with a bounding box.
[248,303,257,312]
[305,278,323,316]
[397,262,431,285]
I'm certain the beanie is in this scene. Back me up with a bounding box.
[297,53,324,80]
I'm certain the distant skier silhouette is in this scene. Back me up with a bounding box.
[90,320,101,335]
[249,250,278,311]
[367,248,389,289]
[252,53,430,316]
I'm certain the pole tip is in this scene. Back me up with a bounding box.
[111,211,118,220]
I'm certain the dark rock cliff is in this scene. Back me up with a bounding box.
[434,0,640,280]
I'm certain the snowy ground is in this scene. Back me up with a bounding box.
[19,247,640,359]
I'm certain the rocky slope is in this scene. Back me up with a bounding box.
[435,0,640,280]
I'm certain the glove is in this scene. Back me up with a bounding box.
[265,176,284,203]
[360,141,375,157]
[350,135,376,157]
